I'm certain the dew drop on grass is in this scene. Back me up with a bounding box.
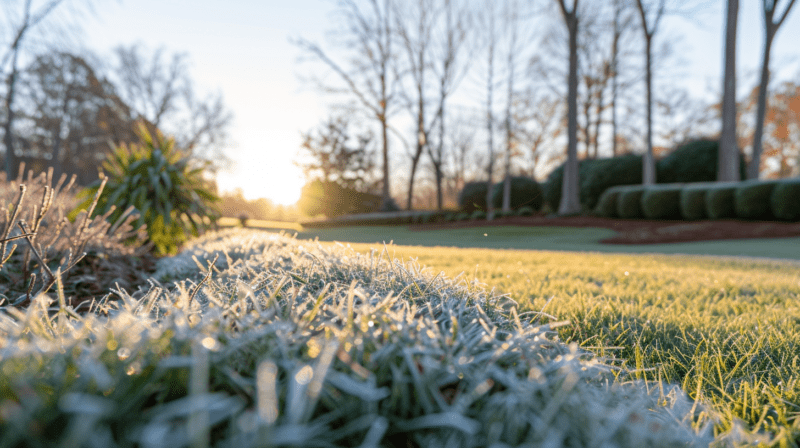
[295,365,313,385]
[624,271,629,276]
[201,337,218,351]
[117,348,130,360]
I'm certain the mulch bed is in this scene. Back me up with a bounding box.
[410,215,800,245]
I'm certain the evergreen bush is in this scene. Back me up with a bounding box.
[458,181,489,213]
[490,176,543,211]
[580,154,642,210]
[517,205,535,216]
[704,183,738,219]
[771,179,800,221]
[679,183,713,221]
[616,186,646,219]
[657,139,746,183]
[641,184,683,220]
[595,186,625,218]
[734,180,780,220]
[470,210,487,220]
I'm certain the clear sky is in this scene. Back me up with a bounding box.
[80,0,800,205]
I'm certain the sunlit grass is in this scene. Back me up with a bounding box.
[328,241,800,444]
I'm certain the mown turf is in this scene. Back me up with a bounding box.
[329,241,800,445]
[290,224,800,261]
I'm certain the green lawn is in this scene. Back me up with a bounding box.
[312,240,800,444]
[292,224,800,261]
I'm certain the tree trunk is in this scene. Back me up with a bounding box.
[643,35,656,185]
[749,28,775,180]
[611,1,620,157]
[558,10,581,215]
[381,115,391,206]
[718,0,740,182]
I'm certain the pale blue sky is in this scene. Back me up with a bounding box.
[80,0,800,205]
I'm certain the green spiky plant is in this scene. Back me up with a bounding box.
[78,123,220,256]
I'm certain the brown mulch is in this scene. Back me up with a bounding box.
[410,215,800,245]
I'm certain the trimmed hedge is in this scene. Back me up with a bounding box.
[458,181,489,213]
[616,186,647,219]
[580,154,643,210]
[680,183,713,220]
[641,184,683,220]
[470,210,487,220]
[734,180,781,220]
[595,186,626,218]
[491,176,543,211]
[704,183,738,219]
[771,179,800,221]
[517,205,534,216]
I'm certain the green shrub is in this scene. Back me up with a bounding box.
[443,212,457,222]
[641,184,683,220]
[490,176,543,211]
[679,183,713,220]
[657,139,746,183]
[455,212,470,221]
[616,186,646,219]
[517,205,534,216]
[704,183,738,219]
[543,160,594,211]
[594,186,626,218]
[771,179,800,221]
[581,154,643,210]
[458,181,489,213]
[470,210,486,220]
[78,124,219,256]
[734,180,780,220]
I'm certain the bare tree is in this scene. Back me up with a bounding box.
[633,0,667,185]
[395,0,437,210]
[483,3,498,218]
[110,44,233,171]
[2,0,70,179]
[718,0,740,182]
[748,0,796,179]
[427,0,469,210]
[555,0,580,215]
[296,0,398,210]
[501,0,525,212]
[514,91,564,179]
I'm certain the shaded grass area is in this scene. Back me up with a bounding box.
[324,241,800,444]
[293,224,800,261]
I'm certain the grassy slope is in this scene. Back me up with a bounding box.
[291,225,800,261]
[326,241,800,444]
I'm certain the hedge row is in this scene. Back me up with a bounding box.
[544,139,747,211]
[458,177,543,213]
[595,178,800,221]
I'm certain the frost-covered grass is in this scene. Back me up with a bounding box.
[337,242,800,446]
[0,229,723,447]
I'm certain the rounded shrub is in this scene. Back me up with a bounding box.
[455,212,470,221]
[771,179,800,221]
[517,205,534,216]
[444,212,457,222]
[679,183,713,220]
[580,154,643,210]
[78,123,219,255]
[490,176,543,211]
[470,210,486,220]
[458,181,489,213]
[641,184,683,220]
[594,186,625,218]
[734,180,780,220]
[616,186,646,219]
[657,139,746,183]
[704,183,738,219]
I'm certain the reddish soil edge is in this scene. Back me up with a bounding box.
[409,215,800,245]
